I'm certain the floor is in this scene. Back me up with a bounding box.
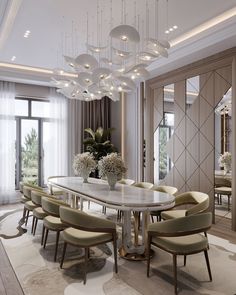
[0,202,236,295]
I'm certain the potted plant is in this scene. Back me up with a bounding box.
[83,127,118,179]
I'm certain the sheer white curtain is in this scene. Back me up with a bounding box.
[43,88,68,182]
[0,81,16,203]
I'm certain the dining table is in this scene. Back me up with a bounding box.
[49,176,175,260]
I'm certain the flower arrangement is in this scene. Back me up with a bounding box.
[73,152,96,182]
[218,152,231,172]
[98,153,127,189]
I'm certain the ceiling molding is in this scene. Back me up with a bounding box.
[0,0,23,50]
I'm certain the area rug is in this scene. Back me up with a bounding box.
[0,204,236,295]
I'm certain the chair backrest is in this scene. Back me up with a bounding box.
[152,185,178,195]
[118,179,135,185]
[148,212,212,237]
[215,176,231,188]
[41,197,69,217]
[132,182,153,189]
[22,184,43,199]
[31,190,53,206]
[175,191,209,216]
[60,206,116,233]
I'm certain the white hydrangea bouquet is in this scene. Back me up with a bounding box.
[73,152,96,183]
[98,153,127,189]
[218,151,231,173]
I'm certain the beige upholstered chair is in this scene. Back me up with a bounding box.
[47,176,65,196]
[147,213,212,294]
[214,176,232,210]
[132,182,154,189]
[151,186,178,222]
[31,190,56,235]
[118,178,135,185]
[41,197,69,261]
[59,206,118,284]
[21,183,43,204]
[22,185,43,225]
[161,191,209,220]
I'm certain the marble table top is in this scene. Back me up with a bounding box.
[49,177,175,210]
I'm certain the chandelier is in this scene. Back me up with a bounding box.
[51,0,171,102]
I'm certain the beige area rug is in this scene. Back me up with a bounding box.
[0,203,236,295]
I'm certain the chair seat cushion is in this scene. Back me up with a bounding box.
[214,187,232,195]
[62,227,112,247]
[21,195,29,203]
[161,210,187,220]
[43,216,66,230]
[24,200,38,211]
[33,207,47,219]
[152,234,208,254]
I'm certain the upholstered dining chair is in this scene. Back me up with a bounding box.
[118,178,135,185]
[31,190,56,235]
[161,191,209,220]
[22,184,43,224]
[214,176,232,211]
[21,183,43,204]
[47,176,66,196]
[41,197,70,261]
[147,212,212,294]
[132,182,154,189]
[150,185,178,222]
[59,206,118,284]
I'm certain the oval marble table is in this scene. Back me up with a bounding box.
[49,177,175,260]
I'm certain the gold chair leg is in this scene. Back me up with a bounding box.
[60,242,67,268]
[173,254,178,294]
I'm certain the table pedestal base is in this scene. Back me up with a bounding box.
[119,246,154,261]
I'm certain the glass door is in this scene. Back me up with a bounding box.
[20,119,39,185]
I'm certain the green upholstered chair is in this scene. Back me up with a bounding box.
[59,206,118,284]
[214,176,232,210]
[132,182,154,189]
[150,186,178,222]
[41,197,69,261]
[22,185,43,225]
[118,178,135,185]
[161,191,209,220]
[31,190,56,235]
[147,213,212,294]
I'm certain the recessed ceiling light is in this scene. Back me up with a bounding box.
[169,28,173,32]
[24,30,31,38]
[165,30,169,34]
[11,56,16,61]
[173,25,178,29]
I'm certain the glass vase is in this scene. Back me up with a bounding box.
[107,173,117,190]
[80,169,90,183]
[224,163,231,174]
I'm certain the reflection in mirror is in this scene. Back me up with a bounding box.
[154,84,174,183]
[186,76,199,109]
[214,87,232,217]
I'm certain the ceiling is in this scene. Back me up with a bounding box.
[0,0,236,84]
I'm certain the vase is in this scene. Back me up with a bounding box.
[224,163,231,174]
[80,169,90,183]
[107,173,117,190]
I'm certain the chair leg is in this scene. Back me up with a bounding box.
[25,210,30,226]
[204,250,212,281]
[31,216,35,234]
[113,235,118,273]
[41,225,45,246]
[60,242,67,268]
[173,254,178,294]
[43,229,49,249]
[147,235,151,277]
[22,207,26,220]
[228,195,231,211]
[183,255,186,266]
[84,248,89,284]
[33,218,38,236]
[54,231,60,262]
[151,215,154,223]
